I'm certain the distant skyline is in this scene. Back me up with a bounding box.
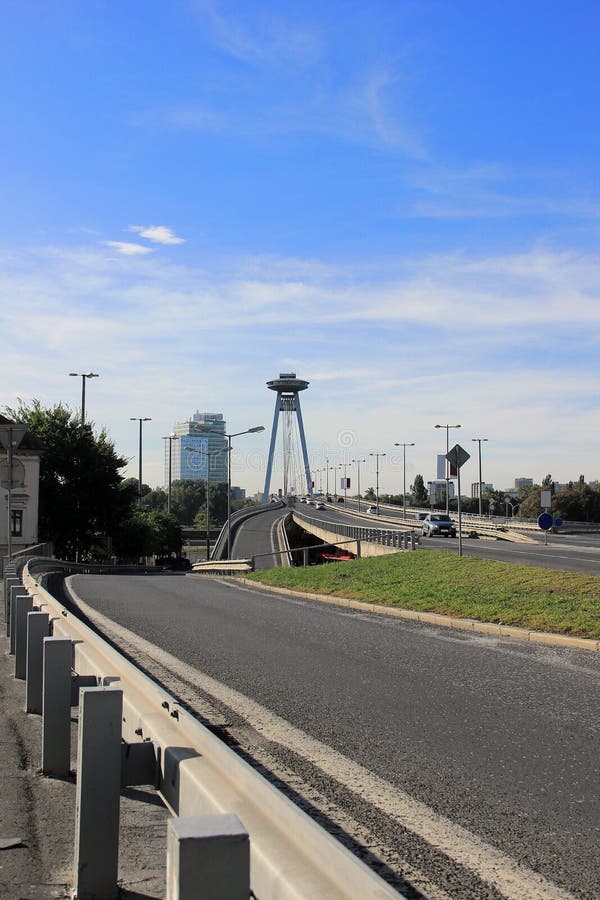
[2,2,599,496]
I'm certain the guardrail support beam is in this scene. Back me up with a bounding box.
[14,593,33,678]
[26,611,50,713]
[42,636,73,777]
[5,576,18,635]
[9,584,27,651]
[74,686,123,900]
[167,814,249,900]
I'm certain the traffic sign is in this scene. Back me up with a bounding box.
[538,513,553,531]
[446,444,470,470]
[554,517,563,528]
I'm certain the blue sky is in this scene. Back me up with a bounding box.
[2,1,600,496]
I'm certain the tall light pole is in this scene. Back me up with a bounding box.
[394,442,415,518]
[472,438,488,516]
[130,417,152,508]
[339,461,349,502]
[183,445,228,560]
[434,424,461,513]
[369,452,386,514]
[351,458,365,512]
[69,372,99,425]
[193,424,264,560]
[162,434,179,513]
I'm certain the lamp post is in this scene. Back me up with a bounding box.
[394,442,415,518]
[192,424,264,560]
[69,372,99,425]
[183,445,228,560]
[369,452,386,514]
[339,461,349,502]
[130,417,152,508]
[471,438,488,516]
[162,434,179,514]
[434,424,461,513]
[351,458,366,512]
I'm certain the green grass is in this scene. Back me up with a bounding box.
[243,551,600,639]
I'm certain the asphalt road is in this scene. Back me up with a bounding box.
[70,572,600,900]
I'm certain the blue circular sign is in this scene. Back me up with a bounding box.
[538,513,553,531]
[554,517,563,528]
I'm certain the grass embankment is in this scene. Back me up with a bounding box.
[244,551,600,640]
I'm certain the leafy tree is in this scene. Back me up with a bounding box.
[170,479,206,524]
[411,474,429,506]
[363,486,376,501]
[4,400,137,559]
[147,510,182,555]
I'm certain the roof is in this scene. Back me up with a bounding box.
[0,415,43,452]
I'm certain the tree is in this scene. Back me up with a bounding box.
[363,486,376,501]
[411,474,429,507]
[4,400,137,559]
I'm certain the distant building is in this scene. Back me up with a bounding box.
[471,482,493,498]
[230,486,246,502]
[514,477,533,490]
[0,416,42,566]
[167,412,228,485]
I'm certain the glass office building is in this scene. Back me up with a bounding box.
[166,412,228,486]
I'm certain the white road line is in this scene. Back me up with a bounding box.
[70,585,572,900]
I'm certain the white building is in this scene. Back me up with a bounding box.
[0,416,41,566]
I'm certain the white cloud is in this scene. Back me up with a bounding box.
[128,225,185,245]
[2,240,600,491]
[103,241,154,256]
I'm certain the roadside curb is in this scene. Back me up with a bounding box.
[233,577,600,653]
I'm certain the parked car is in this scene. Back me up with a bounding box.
[366,506,379,514]
[421,513,456,537]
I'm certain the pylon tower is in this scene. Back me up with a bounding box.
[262,373,312,502]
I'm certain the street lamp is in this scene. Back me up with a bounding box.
[351,458,366,512]
[472,438,488,516]
[192,423,264,560]
[339,461,349,502]
[394,442,415,519]
[130,417,152,508]
[434,424,461,513]
[183,444,228,560]
[69,372,99,425]
[162,434,179,514]
[369,452,386,514]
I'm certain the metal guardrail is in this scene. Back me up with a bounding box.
[6,556,400,899]
[294,508,421,551]
[211,500,286,560]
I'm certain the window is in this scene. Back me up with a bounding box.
[11,510,23,537]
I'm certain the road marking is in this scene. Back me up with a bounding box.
[69,582,572,900]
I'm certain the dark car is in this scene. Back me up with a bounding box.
[421,513,456,537]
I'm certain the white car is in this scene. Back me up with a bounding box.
[366,506,379,514]
[315,502,325,510]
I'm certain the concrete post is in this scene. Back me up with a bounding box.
[411,532,417,550]
[14,593,33,679]
[73,687,123,900]
[356,539,361,559]
[167,814,250,900]
[9,585,28,653]
[4,576,18,634]
[42,637,73,777]
[26,611,50,713]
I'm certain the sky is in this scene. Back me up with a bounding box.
[2,0,600,498]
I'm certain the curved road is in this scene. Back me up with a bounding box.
[70,572,600,900]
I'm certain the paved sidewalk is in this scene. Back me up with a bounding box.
[0,584,168,900]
